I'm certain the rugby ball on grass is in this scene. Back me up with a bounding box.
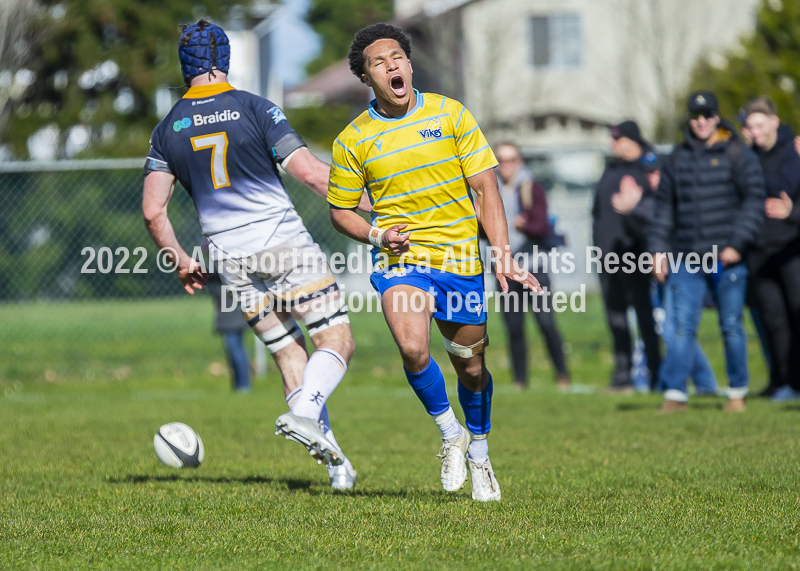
[154,422,204,468]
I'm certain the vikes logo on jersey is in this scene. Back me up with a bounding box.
[418,118,442,140]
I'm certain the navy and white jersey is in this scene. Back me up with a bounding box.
[145,82,307,257]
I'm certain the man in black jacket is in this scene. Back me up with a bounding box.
[593,120,661,392]
[743,97,800,400]
[651,91,766,413]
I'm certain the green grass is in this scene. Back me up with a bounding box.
[2,295,796,570]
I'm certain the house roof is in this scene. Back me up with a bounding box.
[284,59,371,108]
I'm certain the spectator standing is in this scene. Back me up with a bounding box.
[635,156,719,395]
[743,97,800,400]
[592,121,661,392]
[738,109,774,380]
[494,142,570,390]
[651,91,766,413]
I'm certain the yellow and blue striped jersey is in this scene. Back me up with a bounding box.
[328,91,497,276]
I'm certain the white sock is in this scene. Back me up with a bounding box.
[468,432,488,464]
[285,387,302,410]
[318,405,343,450]
[318,402,333,438]
[292,348,347,421]
[433,406,463,440]
[328,456,354,477]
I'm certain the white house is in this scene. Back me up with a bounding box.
[398,0,760,151]
[397,0,761,291]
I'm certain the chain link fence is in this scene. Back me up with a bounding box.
[0,158,603,386]
[0,159,349,301]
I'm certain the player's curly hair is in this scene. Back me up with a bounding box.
[348,23,412,82]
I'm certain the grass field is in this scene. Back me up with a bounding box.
[3,295,798,570]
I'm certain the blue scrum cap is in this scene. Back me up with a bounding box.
[178,20,230,85]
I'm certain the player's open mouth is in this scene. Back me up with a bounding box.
[390,75,407,97]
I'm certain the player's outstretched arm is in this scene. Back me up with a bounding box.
[142,171,207,295]
[468,168,542,294]
[284,148,371,212]
[283,148,329,199]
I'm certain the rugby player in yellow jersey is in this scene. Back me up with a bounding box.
[328,24,541,502]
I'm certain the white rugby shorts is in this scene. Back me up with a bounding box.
[218,231,339,326]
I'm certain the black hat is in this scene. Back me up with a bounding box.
[687,91,719,115]
[610,120,647,147]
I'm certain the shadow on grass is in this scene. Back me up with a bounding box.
[616,403,658,412]
[689,401,721,410]
[616,401,721,412]
[107,474,452,500]
[109,473,315,489]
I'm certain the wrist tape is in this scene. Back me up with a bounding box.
[368,227,387,249]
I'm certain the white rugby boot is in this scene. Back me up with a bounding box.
[328,459,357,490]
[437,426,469,492]
[468,456,501,502]
[275,411,344,466]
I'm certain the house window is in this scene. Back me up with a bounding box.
[530,14,582,69]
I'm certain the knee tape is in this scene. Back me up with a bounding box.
[257,317,304,354]
[301,296,350,337]
[443,334,489,358]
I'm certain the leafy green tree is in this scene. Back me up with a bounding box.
[2,0,251,159]
[304,0,392,76]
[285,104,353,151]
[287,0,391,149]
[688,0,800,134]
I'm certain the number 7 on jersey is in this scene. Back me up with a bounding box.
[190,132,230,188]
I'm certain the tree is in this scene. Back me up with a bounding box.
[0,0,43,144]
[285,103,353,152]
[304,0,392,76]
[1,0,251,160]
[688,0,800,134]
[403,8,466,103]
[283,0,391,150]
[591,0,757,143]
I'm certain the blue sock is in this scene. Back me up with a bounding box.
[405,357,450,416]
[457,374,493,434]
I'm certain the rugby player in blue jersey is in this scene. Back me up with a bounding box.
[142,21,366,490]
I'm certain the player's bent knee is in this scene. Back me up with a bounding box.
[256,316,304,354]
[459,360,485,387]
[443,334,489,359]
[399,344,430,372]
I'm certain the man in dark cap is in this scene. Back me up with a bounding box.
[651,90,765,413]
[592,120,661,392]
